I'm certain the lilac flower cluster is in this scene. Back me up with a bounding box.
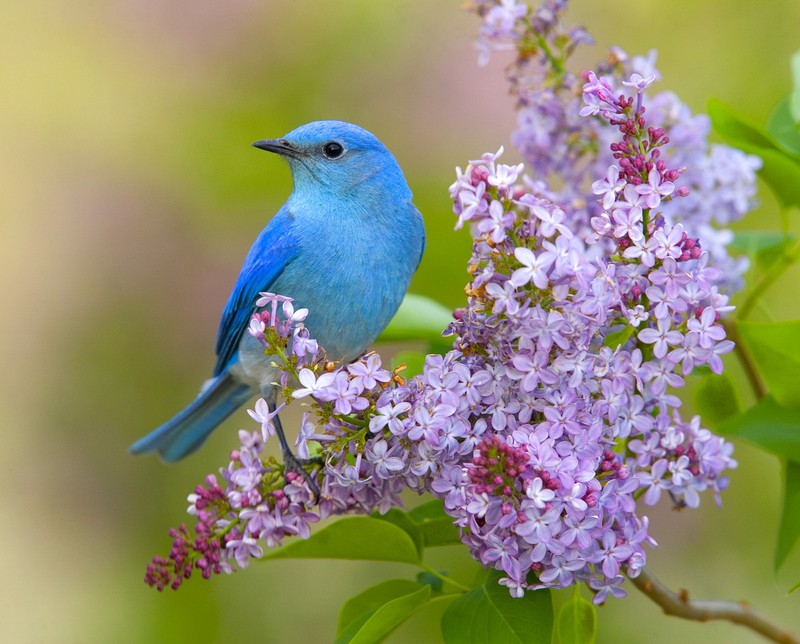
[145,297,416,589]
[446,112,736,599]
[433,8,743,602]
[145,476,230,590]
[469,0,760,291]
[146,0,743,605]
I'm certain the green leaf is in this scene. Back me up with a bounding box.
[731,231,794,255]
[750,147,800,211]
[604,324,635,350]
[419,519,461,548]
[336,584,432,644]
[737,320,800,407]
[261,516,420,564]
[756,242,794,274]
[555,588,597,644]
[776,461,800,571]
[767,98,800,158]
[709,98,777,149]
[407,500,462,547]
[441,571,553,644]
[731,231,795,272]
[790,50,800,123]
[408,499,450,523]
[373,509,424,559]
[337,579,426,637]
[709,98,800,209]
[379,293,453,350]
[416,571,444,593]
[391,350,428,379]
[692,374,742,429]
[718,395,800,461]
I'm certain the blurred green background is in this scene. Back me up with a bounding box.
[3,1,800,642]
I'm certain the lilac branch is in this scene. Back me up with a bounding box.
[629,567,799,644]
[724,321,767,400]
[726,242,800,401]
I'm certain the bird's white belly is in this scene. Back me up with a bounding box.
[232,331,282,395]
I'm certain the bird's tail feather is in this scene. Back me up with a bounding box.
[130,371,253,462]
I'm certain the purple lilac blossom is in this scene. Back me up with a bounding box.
[146,0,741,605]
[469,0,760,292]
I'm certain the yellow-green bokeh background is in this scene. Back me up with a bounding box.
[4,1,800,642]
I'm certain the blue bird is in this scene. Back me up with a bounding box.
[130,120,425,479]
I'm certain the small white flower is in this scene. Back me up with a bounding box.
[292,368,336,399]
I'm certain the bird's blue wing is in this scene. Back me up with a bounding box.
[213,207,298,376]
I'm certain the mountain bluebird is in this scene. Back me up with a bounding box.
[130,120,426,484]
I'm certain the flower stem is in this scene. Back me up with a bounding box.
[339,414,369,429]
[216,518,240,540]
[531,33,565,77]
[418,563,472,593]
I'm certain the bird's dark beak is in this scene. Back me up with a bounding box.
[252,138,299,158]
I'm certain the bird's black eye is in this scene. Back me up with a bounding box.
[323,141,344,159]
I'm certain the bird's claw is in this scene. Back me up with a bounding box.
[282,449,322,501]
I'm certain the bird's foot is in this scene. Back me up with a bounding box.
[282,449,322,502]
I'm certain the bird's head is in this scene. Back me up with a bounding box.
[253,120,410,199]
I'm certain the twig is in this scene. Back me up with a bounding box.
[629,567,798,644]
[724,320,767,400]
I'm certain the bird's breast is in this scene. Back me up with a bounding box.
[270,229,408,361]
[237,203,420,385]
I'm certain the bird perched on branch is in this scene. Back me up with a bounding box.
[130,120,426,490]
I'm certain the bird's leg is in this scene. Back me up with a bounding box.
[269,403,322,500]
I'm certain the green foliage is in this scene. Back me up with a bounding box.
[790,50,800,124]
[731,231,796,272]
[709,98,800,211]
[338,579,428,633]
[766,98,800,157]
[374,509,426,559]
[692,374,741,429]
[336,581,433,644]
[391,350,428,379]
[710,60,800,587]
[441,571,554,644]
[555,587,597,644]
[737,321,800,407]
[713,320,800,575]
[777,461,800,571]
[260,516,420,564]
[408,500,462,548]
[685,90,800,635]
[708,98,778,149]
[603,324,635,350]
[379,293,454,352]
[259,503,556,643]
[719,395,800,462]
[416,571,444,592]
